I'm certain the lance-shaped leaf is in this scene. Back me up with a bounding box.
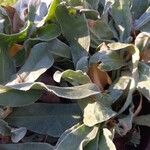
[82,96,116,127]
[30,23,61,41]
[108,74,131,102]
[54,69,91,85]
[90,50,125,71]
[108,43,140,113]
[55,123,99,150]
[0,119,11,136]
[0,143,54,150]
[98,128,116,150]
[133,115,150,127]
[85,128,116,150]
[131,0,149,19]
[0,85,41,107]
[6,82,100,100]
[0,47,16,84]
[7,42,54,84]
[56,4,90,64]
[111,0,132,42]
[134,7,150,30]
[6,103,82,137]
[88,19,115,48]
[0,119,27,142]
[137,62,150,101]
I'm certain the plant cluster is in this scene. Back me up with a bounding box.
[0,0,149,149]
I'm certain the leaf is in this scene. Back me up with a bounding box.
[90,50,125,71]
[111,0,132,42]
[131,0,149,19]
[135,32,150,63]
[6,82,100,100]
[133,115,150,127]
[108,74,131,102]
[88,19,115,48]
[53,69,91,85]
[137,62,150,101]
[6,103,82,137]
[76,56,89,72]
[28,0,52,24]
[30,23,61,42]
[0,142,54,150]
[0,119,11,136]
[55,123,99,150]
[98,128,116,150]
[87,63,112,91]
[11,127,27,143]
[134,7,150,30]
[108,43,140,113]
[82,96,116,127]
[7,42,54,84]
[85,128,116,150]
[84,0,100,10]
[0,85,41,107]
[115,105,134,136]
[56,4,90,65]
[0,46,16,84]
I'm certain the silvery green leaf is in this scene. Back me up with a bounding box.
[90,50,125,71]
[7,42,54,84]
[135,32,150,52]
[134,7,150,30]
[53,69,91,85]
[0,85,41,107]
[0,143,54,150]
[108,43,140,113]
[0,47,16,84]
[133,115,150,127]
[55,123,99,150]
[76,56,89,72]
[11,127,27,143]
[89,19,115,48]
[6,103,82,137]
[56,4,90,65]
[0,119,11,136]
[111,0,132,42]
[98,128,116,150]
[131,0,150,19]
[137,62,150,101]
[108,74,131,102]
[82,96,116,127]
[115,105,134,136]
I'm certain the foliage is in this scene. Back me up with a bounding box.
[0,0,149,149]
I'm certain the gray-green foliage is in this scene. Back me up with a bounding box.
[0,0,149,149]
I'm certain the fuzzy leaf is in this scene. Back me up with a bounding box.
[55,123,98,150]
[56,4,90,64]
[83,97,116,127]
[137,62,150,101]
[6,103,82,137]
[6,82,100,100]
[88,19,115,47]
[133,115,150,127]
[0,143,53,150]
[111,0,132,42]
[0,85,41,107]
[7,42,54,84]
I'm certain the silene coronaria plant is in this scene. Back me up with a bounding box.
[0,0,149,149]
